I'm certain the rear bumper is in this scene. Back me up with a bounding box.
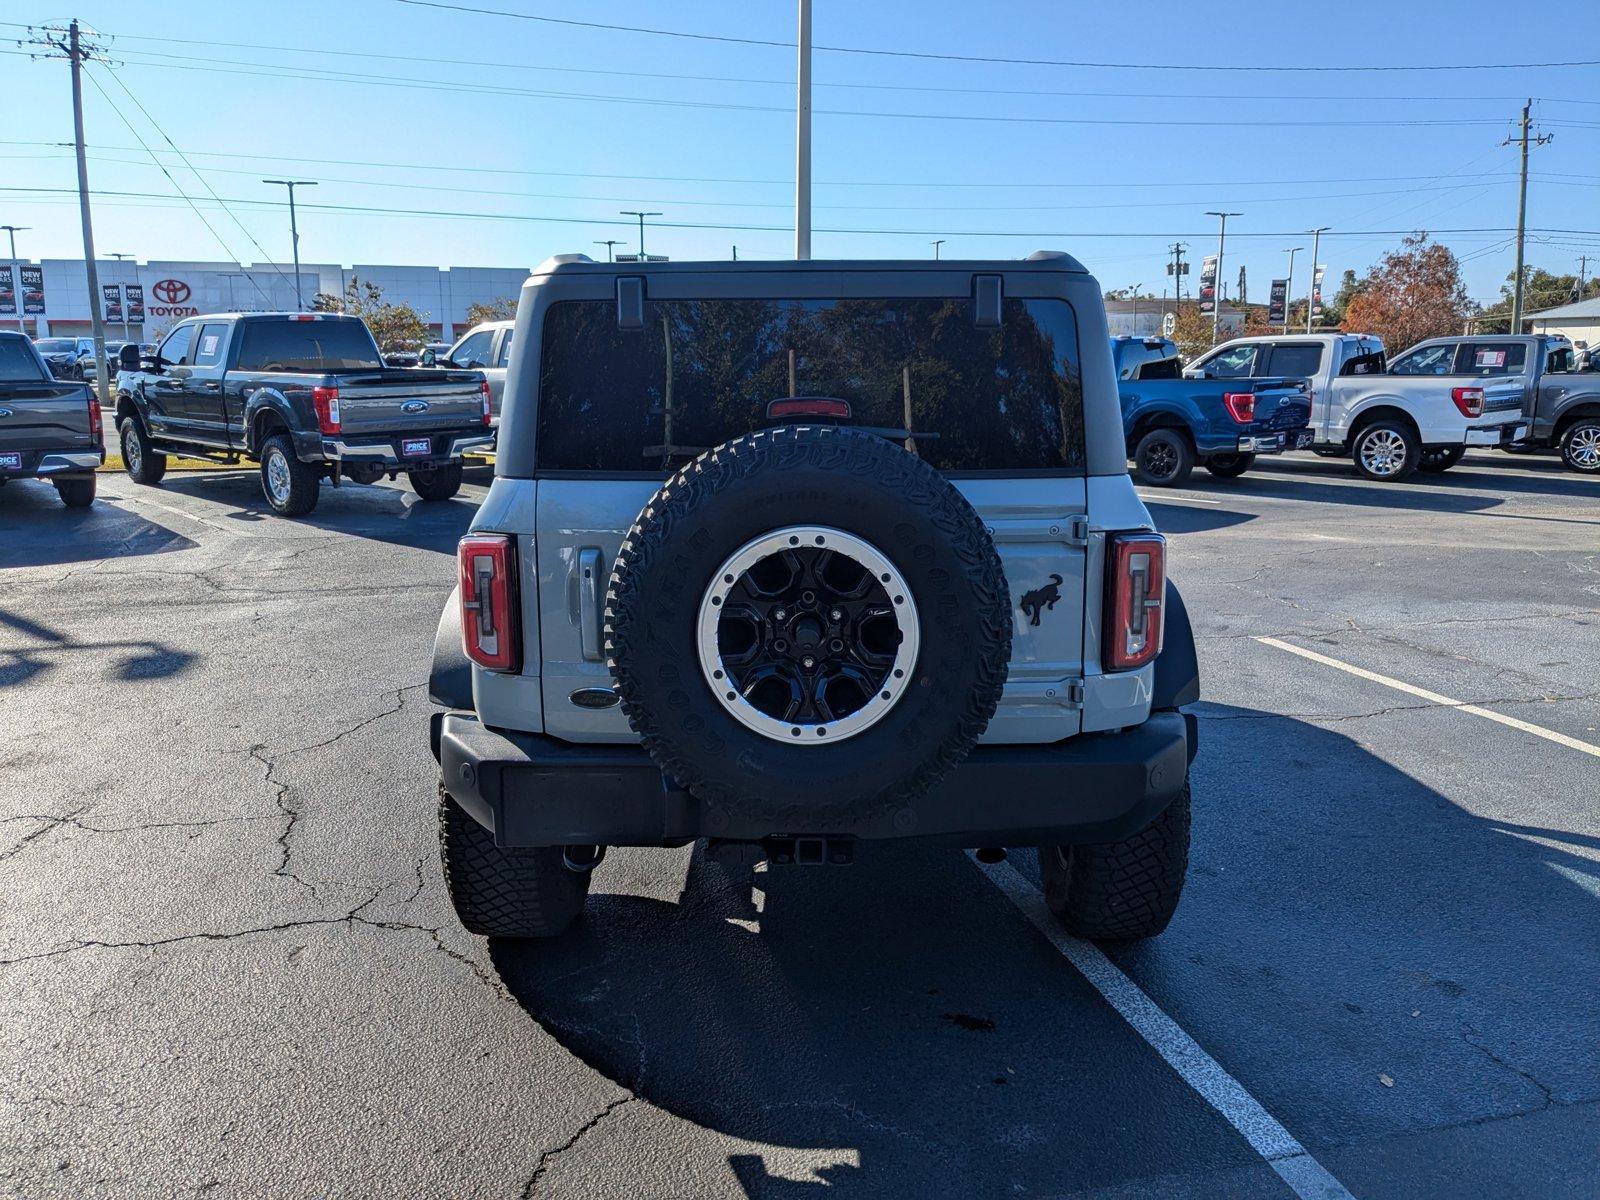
[1462,420,1529,447]
[431,709,1194,849]
[0,447,104,478]
[294,430,495,465]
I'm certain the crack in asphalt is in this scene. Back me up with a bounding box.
[0,806,90,862]
[518,1096,636,1199]
[1456,1023,1557,1112]
[1,809,278,845]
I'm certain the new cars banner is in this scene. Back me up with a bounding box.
[1312,265,1326,319]
[20,265,44,315]
[1199,255,1218,316]
[103,284,124,323]
[1268,278,1288,325]
[0,265,14,315]
[125,283,145,322]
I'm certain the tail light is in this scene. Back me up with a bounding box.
[766,397,852,420]
[458,534,519,672]
[481,379,493,426]
[312,386,341,435]
[1222,392,1256,424]
[88,396,102,443]
[1104,533,1166,672]
[1451,386,1485,418]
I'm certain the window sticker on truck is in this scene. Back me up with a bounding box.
[1475,350,1507,368]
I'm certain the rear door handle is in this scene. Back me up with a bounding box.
[577,547,605,662]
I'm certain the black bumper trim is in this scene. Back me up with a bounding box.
[433,710,1190,849]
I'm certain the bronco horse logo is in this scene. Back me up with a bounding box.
[1019,574,1064,627]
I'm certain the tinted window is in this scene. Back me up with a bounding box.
[1264,343,1323,378]
[193,323,229,367]
[34,339,75,355]
[537,297,1086,474]
[1200,344,1259,378]
[234,319,383,371]
[1390,343,1456,375]
[452,330,493,367]
[1457,342,1526,377]
[158,324,195,366]
[0,337,47,381]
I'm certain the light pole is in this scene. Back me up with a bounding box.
[795,0,812,260]
[1281,246,1302,333]
[594,239,622,263]
[1,225,27,333]
[619,211,661,259]
[263,179,316,310]
[218,271,250,311]
[931,239,945,260]
[1306,226,1330,332]
[1204,211,1241,346]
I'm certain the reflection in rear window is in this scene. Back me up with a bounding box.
[234,319,383,372]
[0,337,48,381]
[536,297,1086,474]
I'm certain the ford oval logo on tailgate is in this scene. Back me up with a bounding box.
[401,400,430,414]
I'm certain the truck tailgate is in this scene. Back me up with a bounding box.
[0,381,97,451]
[1245,379,1312,434]
[332,369,484,435]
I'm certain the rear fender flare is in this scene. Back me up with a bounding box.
[430,585,473,712]
[1153,581,1199,710]
[244,389,295,455]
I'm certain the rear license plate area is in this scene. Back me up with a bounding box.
[1294,430,1314,449]
[0,452,21,471]
[401,437,432,458]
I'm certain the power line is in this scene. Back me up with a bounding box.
[381,2,1600,72]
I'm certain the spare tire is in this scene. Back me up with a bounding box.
[605,426,1011,829]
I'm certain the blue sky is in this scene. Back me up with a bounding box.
[3,0,1597,307]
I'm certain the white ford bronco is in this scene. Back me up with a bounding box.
[428,253,1200,942]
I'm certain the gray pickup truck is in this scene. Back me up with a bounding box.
[1445,333,1600,474]
[114,312,494,515]
[0,330,102,507]
[427,252,1201,944]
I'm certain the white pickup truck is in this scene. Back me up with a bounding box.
[1184,333,1531,481]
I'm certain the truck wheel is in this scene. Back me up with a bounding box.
[438,792,589,938]
[407,461,464,501]
[1418,446,1465,473]
[260,434,320,516]
[1204,452,1255,479]
[1351,420,1419,482]
[120,417,167,485]
[1040,778,1191,941]
[1560,418,1600,474]
[1132,429,1194,487]
[54,475,97,508]
[606,426,1010,829]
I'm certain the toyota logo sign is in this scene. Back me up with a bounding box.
[152,279,191,304]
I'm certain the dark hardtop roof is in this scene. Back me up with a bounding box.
[531,249,1088,277]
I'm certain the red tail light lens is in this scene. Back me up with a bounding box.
[1451,386,1485,418]
[458,534,519,672]
[1222,392,1256,424]
[88,396,102,443]
[766,397,853,420]
[1104,533,1166,672]
[480,379,493,426]
[312,385,341,435]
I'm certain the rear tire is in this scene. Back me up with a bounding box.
[438,792,590,938]
[1351,419,1419,482]
[1132,428,1195,487]
[259,434,320,516]
[1418,446,1465,473]
[120,416,167,485]
[408,461,463,501]
[54,475,96,508]
[1559,418,1600,474]
[1040,779,1191,941]
[1204,452,1255,478]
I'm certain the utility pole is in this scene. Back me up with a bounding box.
[263,179,316,310]
[593,239,621,263]
[109,251,133,341]
[795,0,812,260]
[1130,283,1143,335]
[1282,246,1302,333]
[732,245,738,262]
[1306,227,1330,332]
[1504,100,1552,332]
[1204,211,1240,346]
[1167,241,1187,304]
[619,211,661,259]
[1,225,26,333]
[931,239,945,260]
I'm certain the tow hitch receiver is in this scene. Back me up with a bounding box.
[706,837,855,866]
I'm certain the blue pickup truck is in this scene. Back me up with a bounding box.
[1112,336,1312,486]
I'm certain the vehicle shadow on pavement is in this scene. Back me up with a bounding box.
[1234,454,1599,511]
[1138,501,1257,535]
[0,482,197,568]
[0,607,196,689]
[486,705,1599,1199]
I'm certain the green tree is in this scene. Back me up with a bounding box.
[313,275,428,353]
[466,296,518,326]
[1474,268,1600,334]
[1341,233,1470,354]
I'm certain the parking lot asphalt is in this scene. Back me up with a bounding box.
[2,453,1597,1199]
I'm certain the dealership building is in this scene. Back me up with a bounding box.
[0,258,533,343]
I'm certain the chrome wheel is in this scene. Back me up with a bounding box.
[122,423,141,473]
[1358,428,1408,477]
[1566,424,1600,471]
[696,525,920,744]
[264,447,293,505]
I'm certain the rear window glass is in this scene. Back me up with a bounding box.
[0,338,47,381]
[536,297,1085,474]
[1458,342,1526,377]
[1265,344,1323,378]
[235,319,383,372]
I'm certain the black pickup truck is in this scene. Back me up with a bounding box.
[0,331,102,507]
[113,312,494,516]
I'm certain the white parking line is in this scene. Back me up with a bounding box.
[972,856,1356,1200]
[104,490,238,536]
[1256,636,1600,760]
[1138,492,1224,505]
